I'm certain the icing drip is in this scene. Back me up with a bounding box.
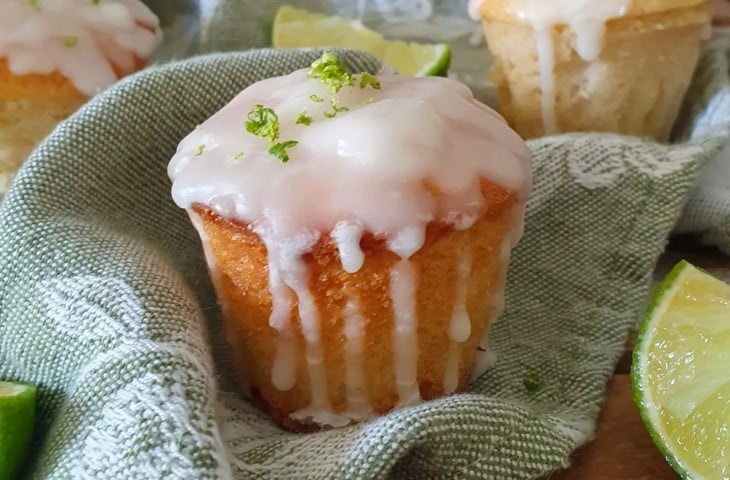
[343,298,374,419]
[255,228,333,416]
[471,235,512,381]
[443,249,473,394]
[0,0,160,96]
[265,251,298,392]
[534,26,558,135]
[390,259,421,406]
[332,222,365,274]
[468,0,631,134]
[449,250,473,343]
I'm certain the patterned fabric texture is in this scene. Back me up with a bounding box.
[1,45,730,480]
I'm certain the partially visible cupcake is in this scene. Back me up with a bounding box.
[169,53,532,430]
[470,0,712,140]
[0,0,160,192]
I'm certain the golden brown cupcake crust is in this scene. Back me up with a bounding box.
[192,181,520,431]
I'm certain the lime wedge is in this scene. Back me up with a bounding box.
[632,261,730,480]
[272,5,451,77]
[0,381,37,479]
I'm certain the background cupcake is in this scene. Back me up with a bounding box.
[471,0,712,140]
[0,0,160,192]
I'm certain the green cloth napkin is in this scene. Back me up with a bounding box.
[1,41,729,479]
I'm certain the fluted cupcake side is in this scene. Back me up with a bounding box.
[190,180,521,430]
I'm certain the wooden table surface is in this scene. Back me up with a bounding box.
[551,238,730,479]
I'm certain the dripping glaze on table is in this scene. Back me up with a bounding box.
[168,68,532,426]
[0,0,160,96]
[469,0,631,135]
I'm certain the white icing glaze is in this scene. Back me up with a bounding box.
[254,227,332,415]
[468,0,484,20]
[534,26,558,135]
[469,0,631,134]
[443,343,461,394]
[342,298,374,419]
[390,259,421,406]
[470,234,512,382]
[470,348,498,382]
[264,240,299,392]
[169,71,531,239]
[331,222,365,274]
[169,65,532,426]
[443,248,473,393]
[291,297,376,427]
[449,250,473,344]
[0,0,159,96]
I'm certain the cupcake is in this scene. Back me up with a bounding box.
[169,53,532,430]
[0,0,160,192]
[469,0,712,140]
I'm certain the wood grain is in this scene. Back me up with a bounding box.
[550,375,679,480]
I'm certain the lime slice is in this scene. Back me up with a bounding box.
[272,5,451,77]
[0,381,37,479]
[632,261,730,480]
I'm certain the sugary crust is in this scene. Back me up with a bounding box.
[0,60,86,101]
[0,47,149,101]
[483,4,711,139]
[0,96,87,192]
[192,181,520,431]
[480,0,711,24]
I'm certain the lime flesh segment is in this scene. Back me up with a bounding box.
[632,261,730,480]
[0,381,37,480]
[272,5,451,77]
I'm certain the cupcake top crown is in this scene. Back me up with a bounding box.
[169,53,532,269]
[0,0,160,96]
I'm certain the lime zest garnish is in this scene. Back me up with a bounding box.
[324,98,349,119]
[307,52,355,94]
[62,36,78,47]
[296,111,313,126]
[310,94,324,103]
[359,73,381,90]
[195,144,205,156]
[244,105,298,163]
[244,105,280,145]
[268,140,298,164]
[523,372,542,393]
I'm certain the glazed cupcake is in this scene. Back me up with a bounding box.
[0,0,160,192]
[470,0,712,140]
[169,53,532,430]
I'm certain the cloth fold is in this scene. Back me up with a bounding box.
[1,44,729,479]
